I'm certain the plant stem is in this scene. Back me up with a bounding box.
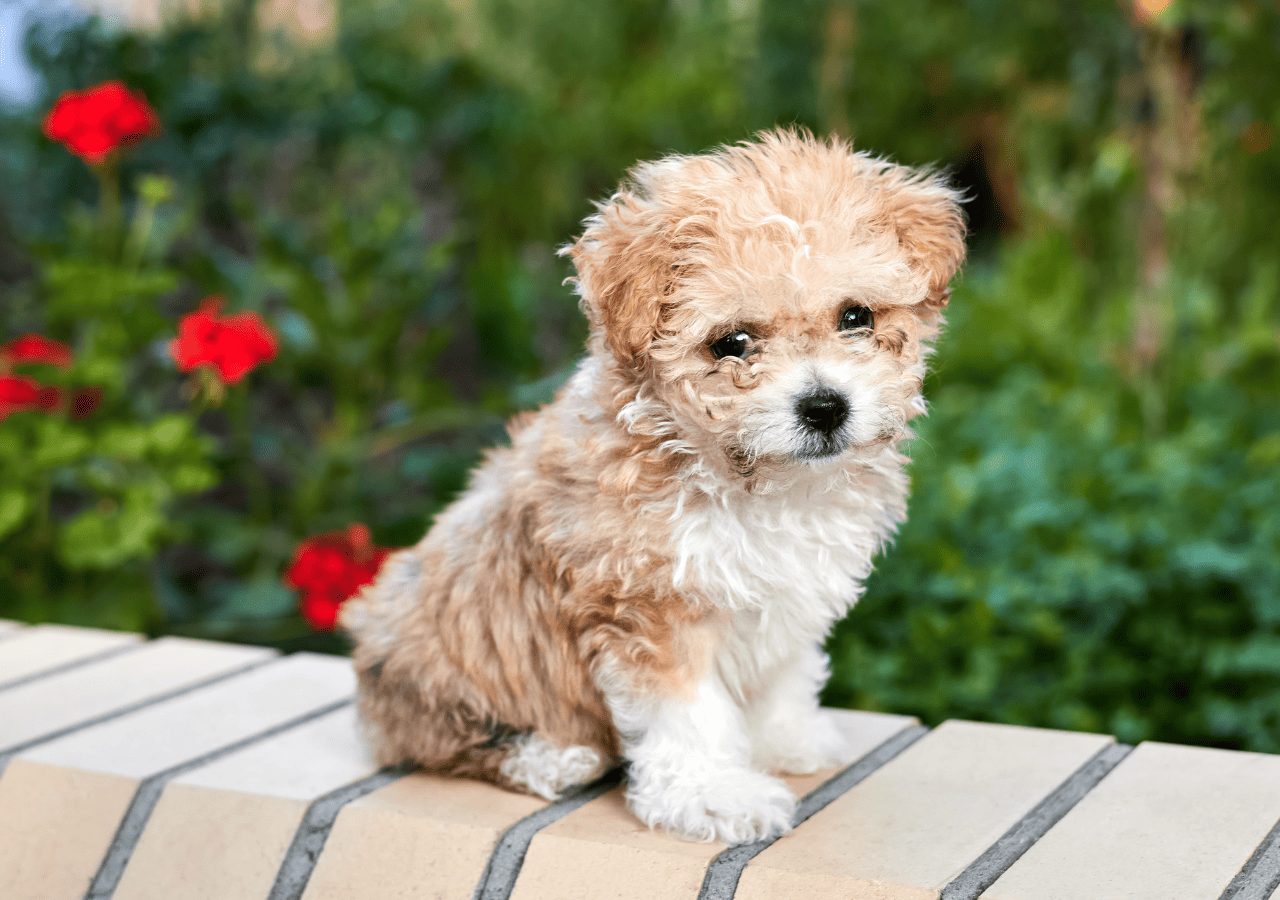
[224,387,273,526]
[94,159,122,258]
[125,196,157,271]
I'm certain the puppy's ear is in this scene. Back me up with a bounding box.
[562,186,680,371]
[881,171,967,308]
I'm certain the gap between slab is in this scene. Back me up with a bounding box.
[266,764,414,900]
[697,722,931,900]
[939,741,1134,900]
[0,655,280,777]
[1218,814,1280,900]
[0,640,144,694]
[471,767,627,900]
[84,698,354,900]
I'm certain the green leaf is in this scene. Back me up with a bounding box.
[219,576,299,621]
[149,416,192,454]
[32,420,91,468]
[57,499,165,569]
[42,262,179,314]
[171,463,218,495]
[0,490,29,540]
[1207,638,1280,678]
[100,425,150,460]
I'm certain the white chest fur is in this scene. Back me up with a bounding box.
[670,455,909,694]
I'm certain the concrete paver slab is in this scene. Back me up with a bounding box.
[983,742,1280,900]
[0,761,141,900]
[0,653,355,900]
[112,705,378,900]
[0,623,141,688]
[19,652,354,777]
[0,636,275,756]
[736,720,1114,900]
[302,771,552,900]
[510,710,918,900]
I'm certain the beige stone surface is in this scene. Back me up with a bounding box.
[737,720,1113,900]
[509,785,724,900]
[113,785,307,900]
[113,706,375,900]
[0,654,354,900]
[510,710,918,900]
[0,636,275,751]
[19,652,354,776]
[170,703,372,797]
[0,623,140,685]
[302,773,550,900]
[983,741,1280,900]
[734,866,934,900]
[0,760,141,900]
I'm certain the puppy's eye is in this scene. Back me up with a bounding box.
[839,305,874,332]
[709,330,753,360]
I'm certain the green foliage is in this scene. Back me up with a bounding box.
[1,187,216,628]
[0,0,1277,747]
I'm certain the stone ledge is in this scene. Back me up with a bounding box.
[0,623,141,691]
[1,620,1278,900]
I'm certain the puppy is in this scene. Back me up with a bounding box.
[342,129,965,845]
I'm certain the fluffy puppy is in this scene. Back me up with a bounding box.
[342,129,965,845]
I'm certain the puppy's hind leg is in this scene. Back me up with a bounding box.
[354,673,605,799]
[496,732,609,800]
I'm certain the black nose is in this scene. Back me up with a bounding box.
[795,388,849,435]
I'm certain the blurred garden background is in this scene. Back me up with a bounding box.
[0,0,1277,753]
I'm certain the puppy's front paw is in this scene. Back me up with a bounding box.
[754,709,853,776]
[628,766,796,845]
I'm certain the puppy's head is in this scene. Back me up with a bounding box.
[563,129,965,479]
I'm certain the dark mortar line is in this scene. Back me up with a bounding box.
[1218,814,1280,900]
[471,767,627,900]
[266,763,414,900]
[939,741,1134,900]
[697,722,931,900]
[84,697,354,900]
[0,640,147,694]
[0,654,281,778]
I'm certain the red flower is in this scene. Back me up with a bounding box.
[3,334,73,369]
[0,375,43,421]
[170,298,278,385]
[0,375,39,406]
[43,81,159,164]
[0,375,69,421]
[285,524,393,631]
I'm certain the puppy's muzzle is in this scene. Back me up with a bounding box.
[795,388,849,437]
